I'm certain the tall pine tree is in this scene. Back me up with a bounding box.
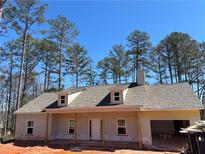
[127,30,151,82]
[65,43,90,87]
[48,15,79,89]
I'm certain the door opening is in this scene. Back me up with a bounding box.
[150,120,190,148]
[89,119,101,141]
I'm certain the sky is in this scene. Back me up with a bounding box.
[2,0,205,87]
[41,0,205,64]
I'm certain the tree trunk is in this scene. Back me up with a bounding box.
[104,70,107,85]
[158,58,163,84]
[58,34,63,90]
[168,58,173,84]
[44,67,47,91]
[174,67,178,83]
[58,49,62,89]
[0,0,3,22]
[47,67,51,89]
[185,69,188,82]
[196,62,200,98]
[4,87,9,135]
[16,25,28,110]
[132,61,135,82]
[21,62,28,106]
[119,75,121,83]
[6,52,13,131]
[175,51,181,83]
[177,68,181,82]
[76,73,78,87]
[0,0,6,23]
[44,56,48,91]
[136,53,139,83]
[125,73,128,84]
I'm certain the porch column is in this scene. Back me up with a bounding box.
[101,113,105,146]
[45,113,49,143]
[48,113,52,140]
[137,112,142,149]
[74,113,77,144]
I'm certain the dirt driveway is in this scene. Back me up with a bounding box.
[0,143,179,154]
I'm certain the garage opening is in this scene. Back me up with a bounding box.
[151,120,190,149]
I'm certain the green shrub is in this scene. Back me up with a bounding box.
[0,135,14,143]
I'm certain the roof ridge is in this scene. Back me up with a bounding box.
[65,81,189,90]
[147,81,189,87]
[65,83,131,90]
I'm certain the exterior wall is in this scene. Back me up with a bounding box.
[15,113,47,140]
[15,109,201,145]
[49,112,139,142]
[140,110,201,146]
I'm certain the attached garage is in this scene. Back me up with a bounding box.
[151,120,190,135]
[151,120,190,148]
[140,110,201,148]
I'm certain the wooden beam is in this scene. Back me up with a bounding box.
[137,112,142,149]
[45,113,49,143]
[74,113,77,144]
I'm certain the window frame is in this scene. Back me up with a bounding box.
[116,118,127,135]
[26,120,34,135]
[60,95,66,105]
[113,91,121,102]
[68,119,75,135]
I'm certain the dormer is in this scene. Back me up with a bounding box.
[58,92,68,107]
[110,86,124,104]
[57,88,85,107]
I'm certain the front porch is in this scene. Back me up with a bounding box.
[44,110,198,150]
[15,109,201,152]
[46,111,142,147]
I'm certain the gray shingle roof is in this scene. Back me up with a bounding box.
[68,84,129,107]
[125,82,203,109]
[15,93,58,113]
[15,82,203,113]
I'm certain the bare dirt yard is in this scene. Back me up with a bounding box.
[0,143,179,154]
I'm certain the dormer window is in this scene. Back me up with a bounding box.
[57,91,71,107]
[111,90,122,103]
[114,92,120,102]
[60,95,66,105]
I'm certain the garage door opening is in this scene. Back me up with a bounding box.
[151,120,190,149]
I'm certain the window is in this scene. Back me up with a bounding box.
[114,91,120,102]
[117,119,126,135]
[60,95,66,104]
[68,120,75,134]
[27,121,34,135]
